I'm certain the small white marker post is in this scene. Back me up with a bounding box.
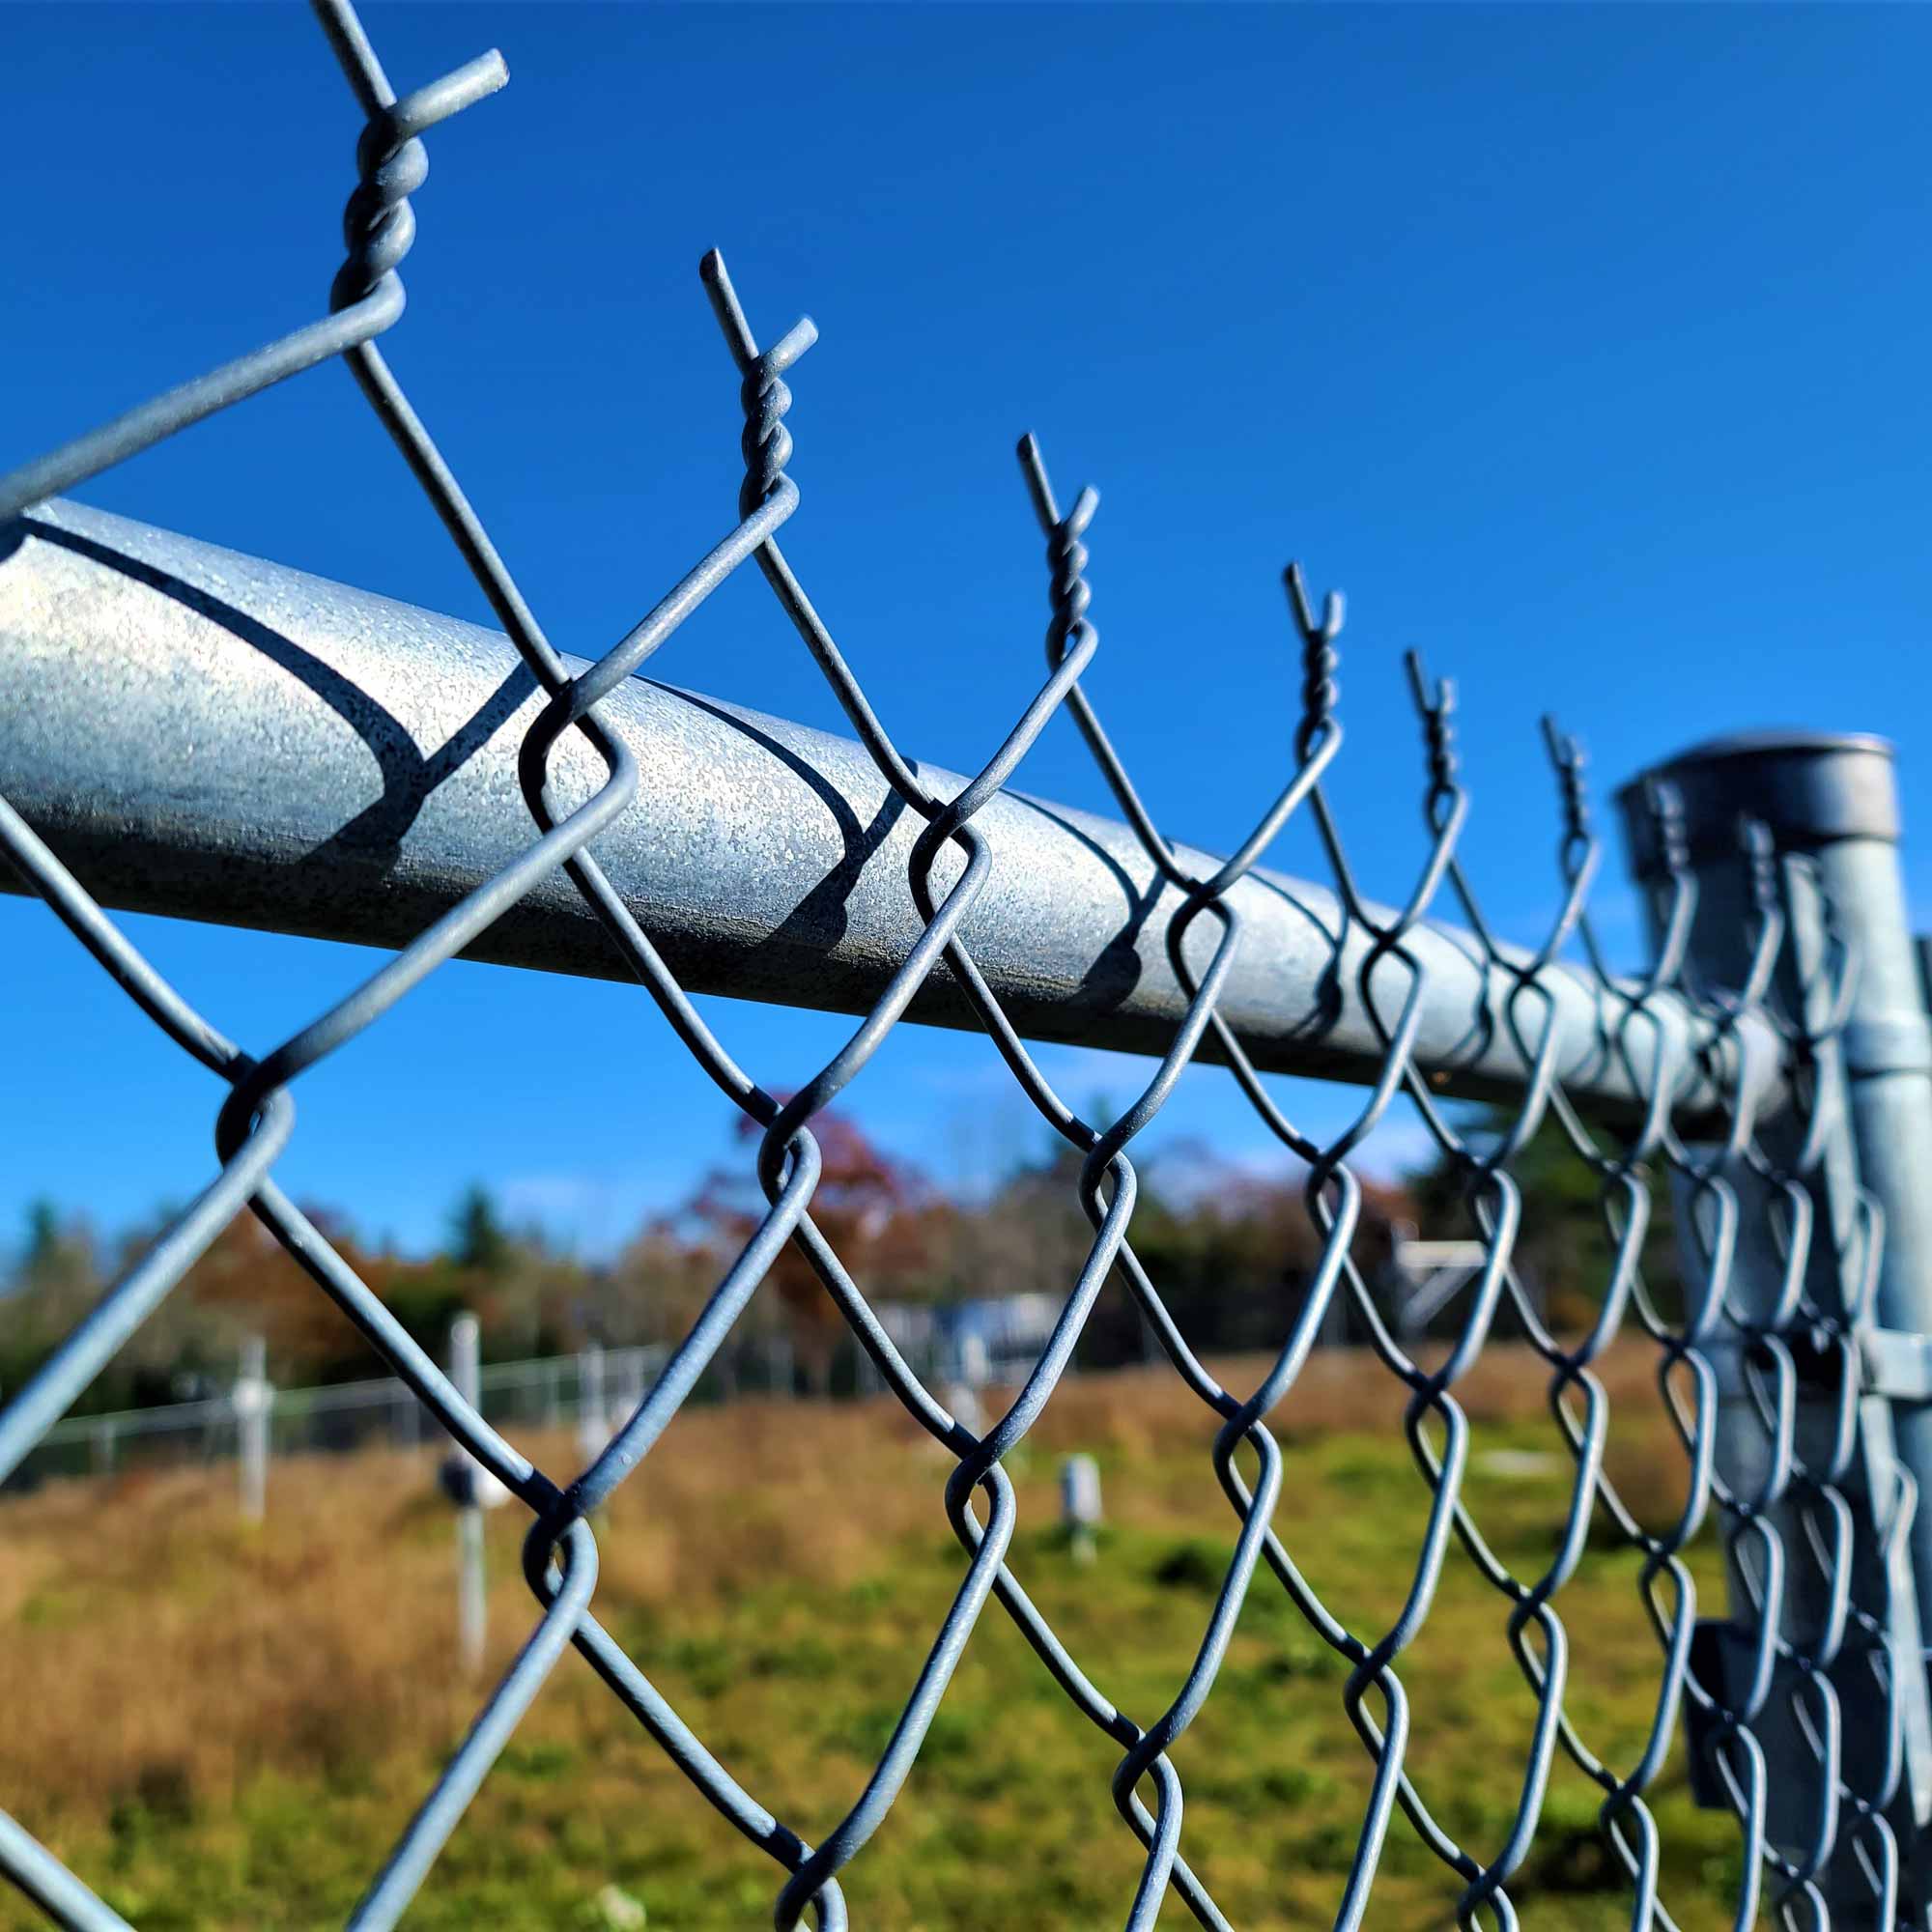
[944,1380,985,1439]
[1061,1453,1103,1564]
[944,1327,991,1439]
[957,1330,992,1390]
[445,1314,489,1680]
[234,1335,271,1524]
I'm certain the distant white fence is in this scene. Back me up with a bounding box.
[7,1343,673,1492]
[6,1294,1068,1496]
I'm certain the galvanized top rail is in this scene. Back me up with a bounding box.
[0,499,1771,1128]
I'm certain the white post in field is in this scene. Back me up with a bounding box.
[234,1334,271,1523]
[449,1313,487,1680]
[577,1340,608,1462]
[1061,1453,1102,1564]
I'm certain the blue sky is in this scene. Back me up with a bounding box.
[4,2,1930,1261]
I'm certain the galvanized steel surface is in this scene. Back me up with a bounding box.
[0,497,1774,1126]
[0,4,1923,1928]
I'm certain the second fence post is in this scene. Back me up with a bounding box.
[1623,730,1932,1910]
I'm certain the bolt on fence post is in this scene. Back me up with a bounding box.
[1621,732,1932,1884]
[446,1314,488,1681]
[234,1334,270,1524]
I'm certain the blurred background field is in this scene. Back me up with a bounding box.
[0,1341,1745,1932]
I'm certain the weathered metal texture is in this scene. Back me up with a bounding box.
[0,497,1767,1126]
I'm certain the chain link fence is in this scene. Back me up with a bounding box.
[5,3,1932,1927]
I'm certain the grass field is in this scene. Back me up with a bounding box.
[0,1342,1747,1930]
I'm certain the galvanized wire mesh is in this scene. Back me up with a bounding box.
[0,4,1919,1927]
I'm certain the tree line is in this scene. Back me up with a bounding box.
[1,1104,1682,1415]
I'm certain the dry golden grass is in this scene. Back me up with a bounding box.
[0,1341,1735,1931]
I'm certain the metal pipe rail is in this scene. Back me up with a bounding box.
[0,498,1775,1127]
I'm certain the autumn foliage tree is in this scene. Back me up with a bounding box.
[7,1102,1433,1418]
[681,1108,949,1394]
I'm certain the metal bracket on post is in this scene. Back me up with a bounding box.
[1621,731,1932,1917]
[1863,1329,1932,1406]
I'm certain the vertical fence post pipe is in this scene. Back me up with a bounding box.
[1621,732,1932,1863]
[577,1341,608,1463]
[1060,1454,1103,1565]
[234,1335,270,1525]
[448,1314,487,1681]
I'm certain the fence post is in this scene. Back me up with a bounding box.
[619,1346,645,1426]
[1060,1454,1102,1564]
[577,1340,608,1462]
[1621,731,1932,1896]
[234,1335,270,1524]
[448,1314,487,1680]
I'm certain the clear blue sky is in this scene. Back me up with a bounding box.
[4,2,1929,1261]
